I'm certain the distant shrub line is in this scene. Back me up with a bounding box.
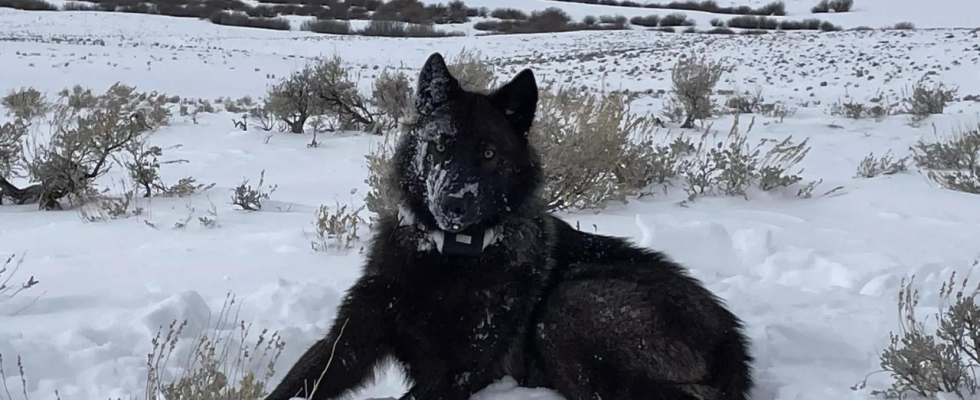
[474,7,629,34]
[548,0,787,16]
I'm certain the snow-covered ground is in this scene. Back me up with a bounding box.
[1,2,980,399]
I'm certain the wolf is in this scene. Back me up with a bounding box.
[264,53,753,400]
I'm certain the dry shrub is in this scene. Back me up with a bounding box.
[828,96,897,120]
[363,133,400,220]
[0,253,40,304]
[911,124,980,194]
[530,86,660,211]
[725,88,765,114]
[0,0,57,10]
[208,11,291,31]
[679,115,813,201]
[890,21,915,30]
[630,15,660,27]
[123,140,213,198]
[144,294,286,400]
[2,87,48,121]
[855,265,980,398]
[311,201,366,252]
[726,15,778,29]
[490,7,527,20]
[230,170,277,211]
[301,19,353,34]
[446,48,495,92]
[359,20,463,37]
[659,13,694,27]
[371,69,413,131]
[669,52,726,129]
[812,0,853,13]
[0,120,27,182]
[266,66,320,134]
[58,85,97,110]
[904,78,957,122]
[13,83,172,210]
[855,150,909,178]
[309,55,375,132]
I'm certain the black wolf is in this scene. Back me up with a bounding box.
[264,53,752,400]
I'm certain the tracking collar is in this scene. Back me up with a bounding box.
[397,204,499,257]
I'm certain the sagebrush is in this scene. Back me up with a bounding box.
[669,53,727,129]
[911,124,980,194]
[856,263,980,399]
[144,294,286,400]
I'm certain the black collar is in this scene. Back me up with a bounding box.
[397,204,500,258]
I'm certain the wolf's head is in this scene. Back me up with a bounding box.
[392,53,542,235]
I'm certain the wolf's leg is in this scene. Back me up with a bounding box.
[264,277,393,400]
[534,278,736,400]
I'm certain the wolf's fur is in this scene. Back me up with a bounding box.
[265,53,752,400]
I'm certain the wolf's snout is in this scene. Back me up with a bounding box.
[439,197,474,230]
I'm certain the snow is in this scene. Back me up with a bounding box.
[1,1,980,399]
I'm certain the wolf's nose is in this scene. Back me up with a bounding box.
[441,197,467,217]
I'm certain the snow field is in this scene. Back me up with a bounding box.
[0,4,979,400]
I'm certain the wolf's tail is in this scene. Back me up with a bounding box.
[711,326,754,400]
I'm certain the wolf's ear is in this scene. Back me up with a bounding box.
[489,68,538,137]
[415,53,460,116]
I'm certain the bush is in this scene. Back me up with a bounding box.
[0,253,39,301]
[911,124,980,194]
[446,48,495,92]
[726,88,765,114]
[10,83,171,210]
[230,170,277,211]
[598,14,627,25]
[630,15,660,27]
[890,21,915,30]
[144,295,286,400]
[62,1,97,10]
[547,0,786,16]
[359,20,463,37]
[857,268,980,398]
[363,133,400,219]
[301,19,353,34]
[371,69,413,131]
[659,12,694,27]
[530,87,661,211]
[309,55,376,131]
[208,11,291,30]
[828,96,897,120]
[679,115,813,200]
[777,18,824,30]
[311,201,366,252]
[490,7,527,20]
[705,27,735,34]
[709,17,723,27]
[904,78,957,120]
[0,120,27,185]
[266,65,321,133]
[0,0,57,11]
[2,87,48,121]
[669,52,726,129]
[812,0,853,13]
[726,15,777,29]
[855,150,909,178]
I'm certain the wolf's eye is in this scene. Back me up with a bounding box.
[484,149,495,159]
[435,143,446,153]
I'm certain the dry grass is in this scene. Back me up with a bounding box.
[144,293,286,400]
[855,263,980,398]
[911,124,980,194]
[311,201,366,252]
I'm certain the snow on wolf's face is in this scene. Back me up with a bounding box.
[394,53,541,234]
